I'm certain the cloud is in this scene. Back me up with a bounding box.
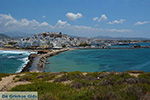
[42,16,46,18]
[40,22,49,26]
[108,19,126,24]
[0,14,52,32]
[55,20,70,27]
[134,21,150,25]
[66,12,83,20]
[0,14,132,37]
[106,29,131,33]
[93,14,108,22]
[93,17,98,21]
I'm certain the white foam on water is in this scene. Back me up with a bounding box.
[0,50,36,73]
[16,57,30,73]
[16,51,37,73]
[7,56,16,59]
[0,50,30,55]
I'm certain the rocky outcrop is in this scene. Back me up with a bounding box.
[21,54,38,72]
[36,48,74,71]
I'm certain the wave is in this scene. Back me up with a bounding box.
[16,51,37,73]
[0,50,36,73]
[0,50,35,55]
[16,57,29,73]
[7,56,16,59]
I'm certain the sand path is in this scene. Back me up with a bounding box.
[0,75,30,91]
[0,75,16,91]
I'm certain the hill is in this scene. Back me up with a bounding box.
[17,32,90,48]
[1,71,150,100]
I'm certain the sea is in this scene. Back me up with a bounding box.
[0,50,33,73]
[45,48,150,72]
[1,42,150,73]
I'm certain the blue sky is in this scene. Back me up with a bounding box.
[0,0,150,37]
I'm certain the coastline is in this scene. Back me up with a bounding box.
[0,47,38,73]
[0,48,32,73]
[21,48,76,73]
[0,47,74,73]
[1,46,150,73]
[0,47,38,53]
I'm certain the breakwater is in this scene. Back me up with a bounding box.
[21,48,75,72]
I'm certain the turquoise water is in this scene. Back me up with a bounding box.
[45,48,150,72]
[0,50,32,73]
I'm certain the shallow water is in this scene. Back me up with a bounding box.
[45,48,150,72]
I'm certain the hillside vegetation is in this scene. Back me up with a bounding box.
[1,72,150,100]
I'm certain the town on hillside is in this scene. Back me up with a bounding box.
[0,32,150,49]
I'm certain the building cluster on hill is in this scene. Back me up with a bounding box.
[0,37,17,48]
[0,32,149,49]
[16,32,91,49]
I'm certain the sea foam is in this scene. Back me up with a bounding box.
[16,57,30,73]
[0,50,36,73]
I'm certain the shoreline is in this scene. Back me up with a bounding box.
[0,48,36,73]
[0,48,37,73]
[0,47,36,52]
[1,47,150,73]
[21,48,76,73]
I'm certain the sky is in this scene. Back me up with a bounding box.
[0,0,150,38]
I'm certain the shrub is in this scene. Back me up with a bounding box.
[139,73,150,81]
[0,73,9,81]
[11,81,90,100]
[16,72,58,82]
[8,72,150,100]
[54,71,84,82]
